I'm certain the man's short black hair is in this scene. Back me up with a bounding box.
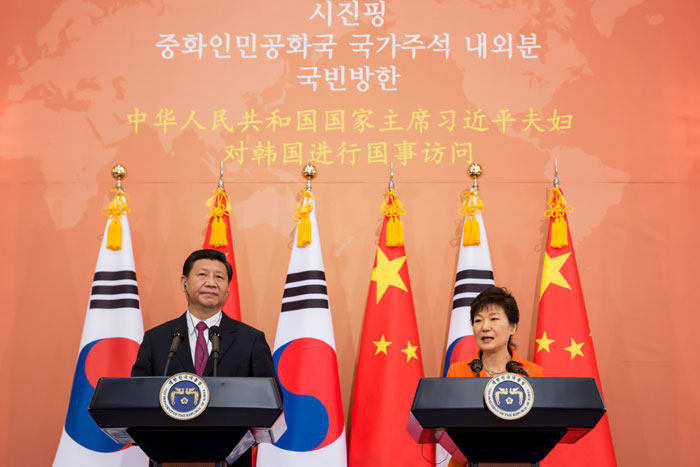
[182,249,233,283]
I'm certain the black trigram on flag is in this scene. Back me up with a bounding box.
[281,270,329,312]
[451,269,494,311]
[89,270,140,310]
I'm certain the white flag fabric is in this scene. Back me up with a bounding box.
[257,196,347,467]
[54,215,147,466]
[437,210,494,465]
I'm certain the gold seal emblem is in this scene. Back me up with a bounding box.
[159,372,210,420]
[483,373,535,420]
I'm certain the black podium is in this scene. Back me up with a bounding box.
[407,377,605,466]
[88,376,285,465]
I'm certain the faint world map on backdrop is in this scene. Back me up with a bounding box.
[3,0,640,234]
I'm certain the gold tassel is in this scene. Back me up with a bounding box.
[458,189,484,246]
[297,216,311,247]
[102,188,130,251]
[466,215,480,245]
[294,189,314,247]
[211,217,227,247]
[544,187,573,248]
[106,218,122,250]
[551,217,567,248]
[382,191,406,247]
[206,189,231,248]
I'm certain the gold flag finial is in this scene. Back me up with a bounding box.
[553,157,560,188]
[218,161,225,189]
[302,163,317,191]
[467,162,482,191]
[112,164,126,190]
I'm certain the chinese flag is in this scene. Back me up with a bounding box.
[534,187,616,466]
[203,187,242,321]
[348,193,433,467]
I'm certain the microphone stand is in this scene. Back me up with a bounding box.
[506,360,529,377]
[209,326,221,377]
[164,330,185,376]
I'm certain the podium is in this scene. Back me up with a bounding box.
[88,376,285,466]
[407,377,605,466]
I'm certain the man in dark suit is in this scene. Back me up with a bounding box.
[131,248,279,466]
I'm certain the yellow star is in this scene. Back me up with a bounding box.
[371,247,408,303]
[540,252,572,298]
[373,334,392,355]
[536,331,555,353]
[401,340,419,362]
[564,338,585,360]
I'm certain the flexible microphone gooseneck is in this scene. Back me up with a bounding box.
[163,328,186,376]
[209,325,221,377]
[469,358,483,377]
[505,360,530,377]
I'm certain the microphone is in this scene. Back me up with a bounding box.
[163,328,186,376]
[505,360,530,377]
[469,359,483,377]
[209,325,221,377]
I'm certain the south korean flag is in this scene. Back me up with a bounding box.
[257,193,347,467]
[54,212,147,467]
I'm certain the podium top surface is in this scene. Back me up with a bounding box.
[89,376,283,429]
[410,377,605,430]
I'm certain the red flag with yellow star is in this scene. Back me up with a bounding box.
[534,187,616,466]
[348,191,433,467]
[203,184,242,321]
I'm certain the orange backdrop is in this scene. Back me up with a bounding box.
[1,0,699,465]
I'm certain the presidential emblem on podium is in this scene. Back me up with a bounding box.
[159,373,210,420]
[484,373,535,420]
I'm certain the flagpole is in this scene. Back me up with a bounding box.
[388,161,394,192]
